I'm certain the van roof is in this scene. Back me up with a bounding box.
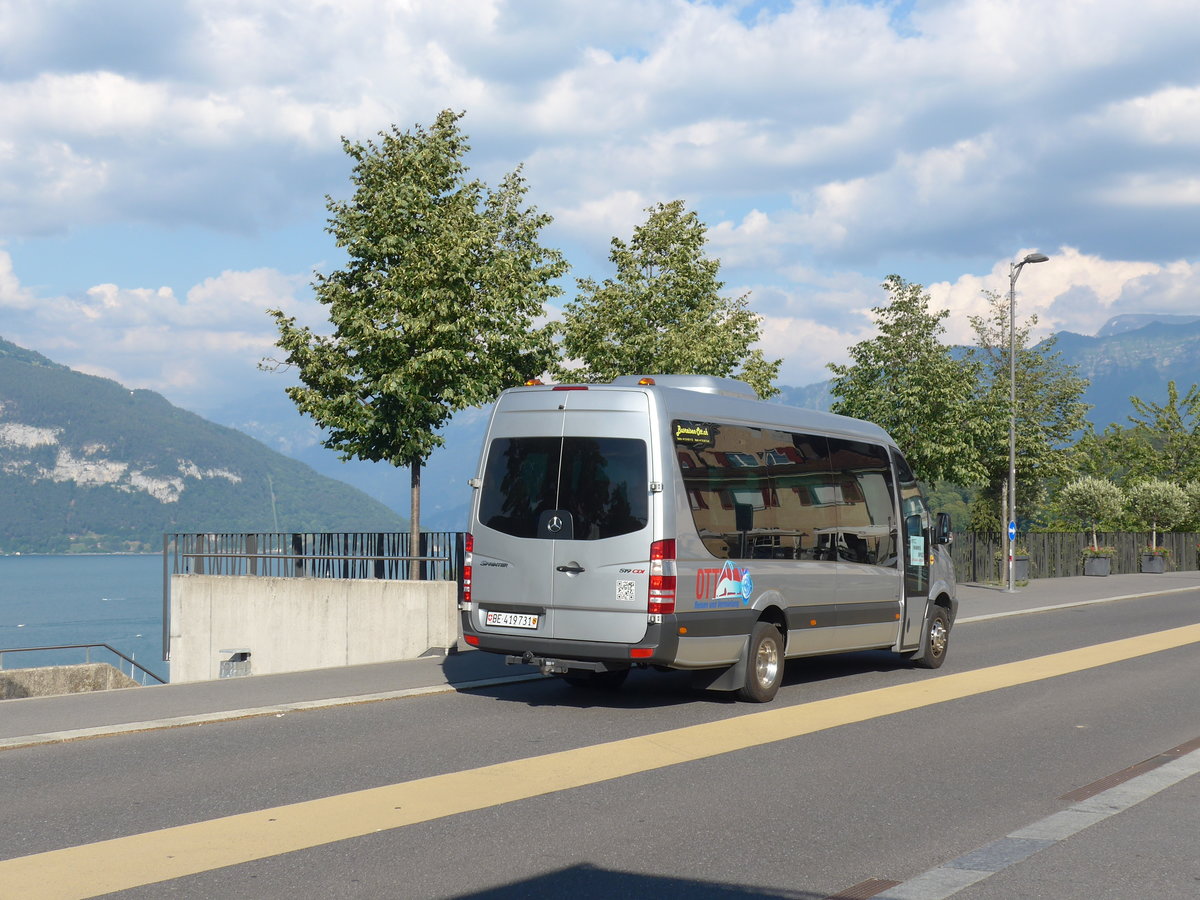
[608,374,758,399]
[510,376,895,447]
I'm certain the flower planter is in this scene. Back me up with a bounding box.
[1140,554,1166,574]
[1083,557,1111,577]
[1013,555,1030,582]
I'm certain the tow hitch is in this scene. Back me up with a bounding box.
[506,652,609,676]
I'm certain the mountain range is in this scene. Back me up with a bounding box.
[4,313,1196,549]
[0,338,405,553]
[227,314,1200,531]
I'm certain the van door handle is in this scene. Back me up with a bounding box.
[556,564,585,574]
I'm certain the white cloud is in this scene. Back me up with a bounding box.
[0,250,37,309]
[553,189,654,256]
[928,247,1172,344]
[1095,175,1200,208]
[1091,85,1200,146]
[2,0,1200,410]
[0,254,309,414]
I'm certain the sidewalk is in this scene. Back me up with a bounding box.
[3,571,1199,750]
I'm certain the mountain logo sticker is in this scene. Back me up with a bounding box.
[713,560,753,604]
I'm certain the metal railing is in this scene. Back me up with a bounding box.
[0,643,167,685]
[161,532,467,662]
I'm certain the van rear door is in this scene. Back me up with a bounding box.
[549,388,653,643]
[473,387,653,645]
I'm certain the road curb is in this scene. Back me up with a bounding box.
[0,672,547,752]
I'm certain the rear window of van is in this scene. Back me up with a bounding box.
[478,437,648,540]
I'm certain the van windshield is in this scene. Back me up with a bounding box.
[479,437,649,540]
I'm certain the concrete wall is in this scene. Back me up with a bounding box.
[169,575,458,683]
[1,663,140,699]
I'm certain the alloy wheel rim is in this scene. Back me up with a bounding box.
[756,639,779,686]
[929,619,948,658]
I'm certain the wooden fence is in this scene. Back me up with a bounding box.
[952,532,1200,583]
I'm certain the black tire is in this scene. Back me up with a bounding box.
[911,605,950,669]
[562,668,630,690]
[737,622,784,702]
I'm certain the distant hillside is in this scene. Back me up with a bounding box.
[769,315,1200,430]
[1053,319,1200,427]
[0,337,405,553]
[1096,314,1200,338]
[214,315,1200,531]
[773,381,834,412]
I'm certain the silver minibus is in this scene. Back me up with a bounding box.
[460,375,956,702]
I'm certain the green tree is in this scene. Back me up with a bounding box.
[1125,380,1200,482]
[827,275,990,485]
[1125,479,1189,549]
[1183,480,1200,531]
[267,110,567,553]
[965,291,1089,529]
[1057,476,1124,548]
[1066,422,1153,484]
[554,200,780,398]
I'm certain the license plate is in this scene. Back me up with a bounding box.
[485,610,539,629]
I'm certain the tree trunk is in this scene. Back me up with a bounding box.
[410,458,422,580]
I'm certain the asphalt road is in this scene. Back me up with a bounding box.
[2,591,1198,899]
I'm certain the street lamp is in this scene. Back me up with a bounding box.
[1007,251,1049,592]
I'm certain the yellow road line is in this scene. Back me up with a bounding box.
[4,622,1199,900]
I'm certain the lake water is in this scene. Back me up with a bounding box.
[0,554,168,683]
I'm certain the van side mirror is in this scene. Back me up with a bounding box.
[935,512,953,545]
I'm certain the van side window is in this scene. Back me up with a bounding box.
[767,430,838,560]
[478,437,649,540]
[826,438,897,567]
[674,421,844,561]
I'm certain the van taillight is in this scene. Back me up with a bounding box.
[461,533,473,608]
[648,539,676,615]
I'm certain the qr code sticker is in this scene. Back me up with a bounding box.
[615,580,636,602]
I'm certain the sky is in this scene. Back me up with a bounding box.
[2,0,1200,430]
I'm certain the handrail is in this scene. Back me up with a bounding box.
[180,552,450,562]
[0,643,167,685]
[162,532,468,666]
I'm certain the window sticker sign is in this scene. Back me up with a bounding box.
[674,421,715,448]
[909,536,926,567]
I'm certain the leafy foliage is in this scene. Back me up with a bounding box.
[1066,422,1151,484]
[267,111,566,534]
[1125,478,1189,548]
[828,275,989,485]
[554,200,780,398]
[965,291,1090,529]
[1184,480,1200,531]
[1125,380,1200,482]
[1063,381,1200,532]
[1056,476,1124,548]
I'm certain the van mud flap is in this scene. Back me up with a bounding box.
[688,636,750,692]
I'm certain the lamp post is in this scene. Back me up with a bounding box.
[1007,251,1049,592]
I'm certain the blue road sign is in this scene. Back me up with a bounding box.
[1008,521,1017,541]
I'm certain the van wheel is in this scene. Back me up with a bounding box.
[911,606,950,669]
[738,622,784,702]
[562,668,629,690]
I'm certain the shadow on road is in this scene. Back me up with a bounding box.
[451,861,833,899]
[459,648,918,711]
